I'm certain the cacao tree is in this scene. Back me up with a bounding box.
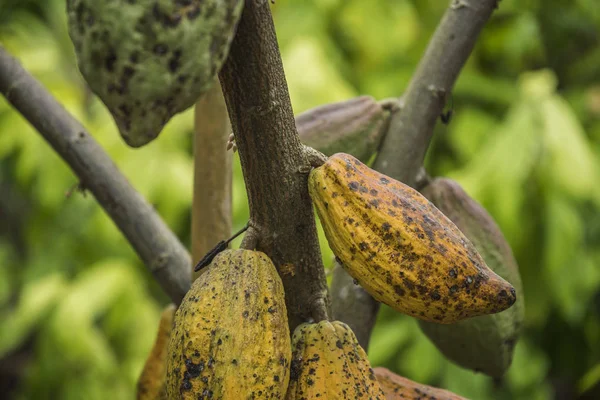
[1,1,599,399]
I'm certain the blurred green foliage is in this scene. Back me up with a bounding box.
[0,0,599,399]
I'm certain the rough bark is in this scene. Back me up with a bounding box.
[218,0,330,329]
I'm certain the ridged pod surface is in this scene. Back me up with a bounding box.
[296,96,401,162]
[418,178,525,377]
[308,153,516,323]
[166,249,291,399]
[137,304,175,400]
[374,367,468,400]
[66,0,244,147]
[286,320,385,400]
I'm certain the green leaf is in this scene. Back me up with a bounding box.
[0,273,67,357]
[543,196,600,323]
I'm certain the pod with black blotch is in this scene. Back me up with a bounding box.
[67,0,244,147]
[418,177,525,377]
[286,320,385,400]
[308,153,516,324]
[166,249,291,399]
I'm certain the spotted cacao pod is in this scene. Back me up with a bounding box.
[308,153,516,324]
[166,249,291,399]
[67,0,244,147]
[286,320,385,399]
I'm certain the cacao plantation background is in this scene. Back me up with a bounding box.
[1,0,599,399]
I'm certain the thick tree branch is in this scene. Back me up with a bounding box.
[0,46,191,305]
[330,0,500,349]
[218,0,330,329]
[191,79,232,281]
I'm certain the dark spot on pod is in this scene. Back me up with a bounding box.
[359,242,369,251]
[307,378,315,386]
[104,50,117,72]
[129,51,139,63]
[335,340,344,349]
[180,380,192,391]
[449,268,458,278]
[290,359,303,381]
[187,5,201,20]
[394,285,405,296]
[153,43,168,55]
[382,222,391,231]
[268,306,276,313]
[450,285,458,294]
[202,389,213,398]
[118,104,131,117]
[431,291,441,301]
[380,177,389,184]
[242,310,249,318]
[232,359,238,365]
[349,181,359,191]
[123,66,135,78]
[184,359,203,378]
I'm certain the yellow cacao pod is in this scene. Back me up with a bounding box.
[374,367,468,400]
[308,153,516,324]
[418,177,525,377]
[286,320,385,400]
[166,249,291,399]
[137,304,175,400]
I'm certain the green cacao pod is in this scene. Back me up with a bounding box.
[308,153,516,324]
[137,304,175,400]
[297,96,401,163]
[166,249,291,399]
[374,367,468,400]
[418,177,525,377]
[66,0,244,147]
[286,320,385,399]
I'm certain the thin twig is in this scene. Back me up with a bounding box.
[330,0,501,349]
[0,46,191,305]
[218,0,331,329]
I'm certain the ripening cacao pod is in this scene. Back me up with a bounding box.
[286,320,385,400]
[418,177,525,377]
[166,249,291,399]
[308,153,516,324]
[137,304,175,400]
[374,367,468,400]
[66,0,244,147]
[296,96,402,162]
